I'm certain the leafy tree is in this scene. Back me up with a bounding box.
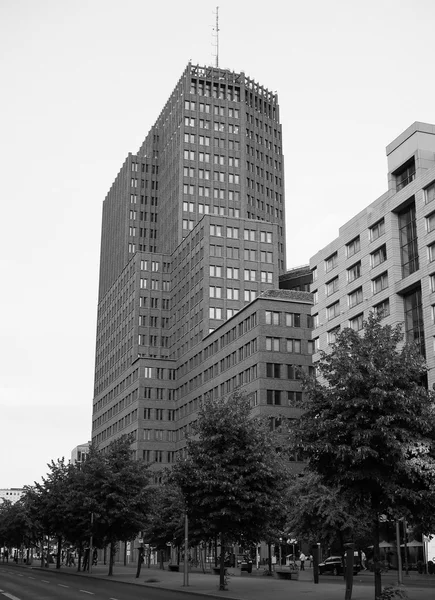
[285,471,371,552]
[80,436,151,576]
[142,479,185,564]
[171,390,289,590]
[288,313,435,598]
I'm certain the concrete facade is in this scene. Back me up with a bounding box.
[310,122,435,388]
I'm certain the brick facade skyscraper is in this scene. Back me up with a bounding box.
[92,64,311,477]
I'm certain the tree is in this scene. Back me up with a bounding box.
[80,436,151,576]
[142,480,185,565]
[285,471,370,552]
[288,313,435,598]
[171,390,289,590]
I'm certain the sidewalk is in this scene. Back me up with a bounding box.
[7,560,435,600]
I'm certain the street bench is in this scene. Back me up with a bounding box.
[275,569,299,580]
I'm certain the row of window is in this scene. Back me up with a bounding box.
[130,163,158,174]
[326,273,388,319]
[324,299,391,345]
[184,100,240,118]
[210,225,273,242]
[209,265,273,283]
[183,146,240,161]
[185,118,240,134]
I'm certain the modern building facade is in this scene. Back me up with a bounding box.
[0,488,23,504]
[310,122,435,388]
[91,63,311,475]
[70,442,90,466]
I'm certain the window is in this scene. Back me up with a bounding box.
[373,272,388,294]
[371,245,387,267]
[226,226,239,239]
[244,249,257,261]
[266,337,280,351]
[265,311,280,325]
[209,307,223,319]
[326,277,339,297]
[260,231,272,243]
[429,243,435,263]
[267,390,281,406]
[244,269,256,281]
[244,229,256,241]
[425,181,435,205]
[260,251,273,263]
[346,236,360,258]
[327,301,340,320]
[327,327,340,344]
[325,252,338,273]
[244,290,256,302]
[404,288,424,356]
[347,262,361,283]
[395,159,415,191]
[285,313,301,327]
[399,203,419,277]
[260,271,273,283]
[286,339,301,353]
[287,365,300,379]
[226,267,239,279]
[430,273,435,292]
[370,218,385,241]
[210,265,222,277]
[266,363,281,378]
[349,313,364,331]
[348,287,363,308]
[373,298,390,318]
[227,287,239,300]
[210,224,222,236]
[209,286,222,298]
[427,212,435,233]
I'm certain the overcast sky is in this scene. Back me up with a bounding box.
[1,0,435,488]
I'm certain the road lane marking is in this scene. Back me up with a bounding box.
[2,593,22,600]
[41,580,50,583]
[58,584,69,588]
[27,576,35,579]
[80,591,95,595]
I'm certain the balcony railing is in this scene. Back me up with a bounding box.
[396,171,416,191]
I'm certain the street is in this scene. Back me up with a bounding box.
[0,565,213,600]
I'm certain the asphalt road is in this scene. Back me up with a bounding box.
[0,565,213,600]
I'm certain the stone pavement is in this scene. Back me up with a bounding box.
[7,560,435,600]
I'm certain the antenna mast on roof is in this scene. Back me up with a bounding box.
[212,6,220,68]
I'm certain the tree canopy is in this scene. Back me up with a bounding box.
[171,389,289,588]
[288,312,435,597]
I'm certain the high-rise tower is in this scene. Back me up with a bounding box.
[92,64,311,476]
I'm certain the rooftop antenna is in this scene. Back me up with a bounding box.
[212,6,220,68]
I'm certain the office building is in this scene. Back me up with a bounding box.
[92,64,311,476]
[310,122,435,388]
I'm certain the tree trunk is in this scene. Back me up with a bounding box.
[219,532,226,591]
[56,536,62,569]
[268,542,272,573]
[373,516,382,600]
[214,536,218,567]
[40,535,44,568]
[123,541,127,566]
[136,548,143,578]
[108,541,116,576]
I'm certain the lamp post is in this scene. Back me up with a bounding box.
[279,537,282,567]
[395,520,403,585]
[89,512,94,574]
[183,512,189,586]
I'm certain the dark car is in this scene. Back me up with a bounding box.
[318,556,360,576]
[238,555,253,573]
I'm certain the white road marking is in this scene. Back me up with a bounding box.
[80,591,95,595]
[41,579,50,583]
[2,593,22,600]
[27,576,35,579]
[58,584,69,588]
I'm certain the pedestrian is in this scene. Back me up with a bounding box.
[361,551,367,570]
[93,548,98,566]
[299,552,306,570]
[4,549,9,563]
[309,554,313,568]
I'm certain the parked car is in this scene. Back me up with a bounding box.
[318,556,360,576]
[238,555,253,573]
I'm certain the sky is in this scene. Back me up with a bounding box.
[1,0,435,488]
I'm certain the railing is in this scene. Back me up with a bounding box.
[396,172,416,191]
